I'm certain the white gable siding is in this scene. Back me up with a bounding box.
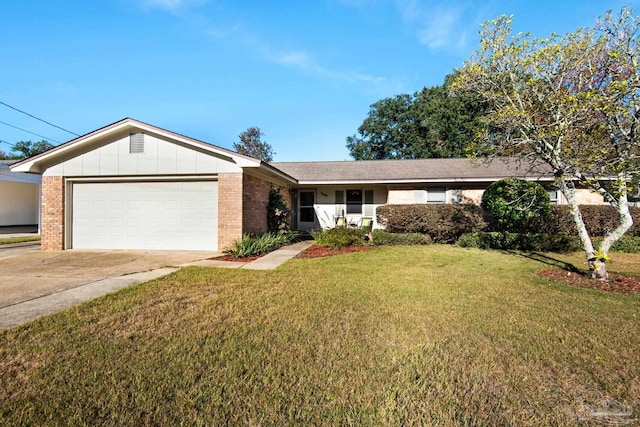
[43,134,242,177]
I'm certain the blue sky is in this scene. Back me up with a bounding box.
[1,0,638,161]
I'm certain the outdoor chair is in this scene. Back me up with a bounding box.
[358,217,373,233]
[335,216,347,227]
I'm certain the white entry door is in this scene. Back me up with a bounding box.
[71,181,218,251]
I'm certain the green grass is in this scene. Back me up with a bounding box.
[1,246,639,425]
[0,236,40,245]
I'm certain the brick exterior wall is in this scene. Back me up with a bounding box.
[41,176,65,250]
[242,174,292,234]
[218,173,244,251]
[242,174,271,235]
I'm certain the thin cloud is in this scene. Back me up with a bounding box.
[396,0,477,52]
[268,49,387,85]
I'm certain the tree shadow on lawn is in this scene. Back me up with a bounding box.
[508,250,640,295]
[511,251,580,273]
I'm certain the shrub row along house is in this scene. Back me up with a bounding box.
[10,118,609,251]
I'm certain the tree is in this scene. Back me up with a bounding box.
[9,140,55,159]
[452,8,640,278]
[346,74,487,160]
[233,127,275,162]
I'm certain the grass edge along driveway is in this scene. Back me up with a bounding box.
[1,245,639,425]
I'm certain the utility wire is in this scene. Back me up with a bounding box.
[0,100,80,136]
[0,139,16,148]
[0,120,62,144]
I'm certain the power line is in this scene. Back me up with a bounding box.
[0,139,16,148]
[0,120,62,144]
[0,100,80,136]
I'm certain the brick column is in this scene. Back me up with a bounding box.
[41,176,65,250]
[218,173,244,251]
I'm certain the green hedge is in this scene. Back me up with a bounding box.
[544,205,640,237]
[376,204,485,243]
[310,227,366,248]
[456,232,582,252]
[371,230,432,246]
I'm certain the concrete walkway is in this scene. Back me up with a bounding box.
[0,240,314,330]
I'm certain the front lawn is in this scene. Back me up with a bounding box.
[1,246,639,425]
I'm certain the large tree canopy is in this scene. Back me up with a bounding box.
[346,74,486,160]
[233,127,275,162]
[4,140,55,160]
[453,8,640,278]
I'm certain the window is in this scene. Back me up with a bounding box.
[129,133,145,154]
[426,187,446,203]
[547,189,559,205]
[346,189,362,214]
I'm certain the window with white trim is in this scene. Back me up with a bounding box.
[426,187,446,203]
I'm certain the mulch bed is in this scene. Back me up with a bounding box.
[539,269,640,295]
[296,244,374,259]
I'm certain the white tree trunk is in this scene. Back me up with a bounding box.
[598,184,634,259]
[559,181,603,278]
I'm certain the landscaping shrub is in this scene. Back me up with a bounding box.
[267,187,291,233]
[310,227,366,248]
[546,205,640,237]
[376,204,485,243]
[223,231,299,258]
[371,230,432,246]
[457,232,582,252]
[593,236,640,253]
[481,178,551,233]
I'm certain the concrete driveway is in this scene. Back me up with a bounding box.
[0,249,215,309]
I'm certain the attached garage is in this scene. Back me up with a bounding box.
[70,180,218,251]
[10,118,295,251]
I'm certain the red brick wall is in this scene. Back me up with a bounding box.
[242,174,271,235]
[242,174,293,235]
[41,176,65,250]
[218,173,244,251]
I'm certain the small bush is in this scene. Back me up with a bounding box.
[371,230,432,246]
[310,227,366,248]
[376,204,485,243]
[457,232,582,252]
[223,232,299,258]
[267,187,291,233]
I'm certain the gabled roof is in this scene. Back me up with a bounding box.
[9,118,295,183]
[271,158,554,185]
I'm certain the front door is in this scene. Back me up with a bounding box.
[298,190,316,231]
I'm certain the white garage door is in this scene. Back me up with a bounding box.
[72,181,218,251]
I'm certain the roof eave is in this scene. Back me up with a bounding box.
[10,118,262,173]
[294,176,556,185]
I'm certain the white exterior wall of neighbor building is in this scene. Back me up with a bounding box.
[0,163,41,226]
[43,133,242,177]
